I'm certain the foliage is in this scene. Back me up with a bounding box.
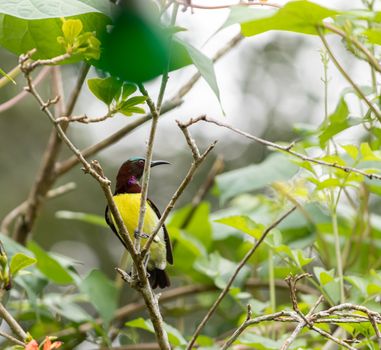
[1,0,381,350]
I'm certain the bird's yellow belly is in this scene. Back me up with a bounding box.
[112,193,167,270]
[113,193,158,236]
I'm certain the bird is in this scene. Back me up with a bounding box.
[105,157,173,289]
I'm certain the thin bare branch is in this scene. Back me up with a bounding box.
[189,115,381,181]
[0,67,51,114]
[141,119,217,258]
[186,206,297,350]
[0,302,27,341]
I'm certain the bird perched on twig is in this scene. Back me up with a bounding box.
[105,157,173,288]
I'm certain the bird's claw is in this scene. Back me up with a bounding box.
[134,230,150,239]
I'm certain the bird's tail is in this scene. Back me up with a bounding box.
[148,268,170,289]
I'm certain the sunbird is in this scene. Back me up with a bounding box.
[105,157,173,289]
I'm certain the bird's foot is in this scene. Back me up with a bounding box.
[134,230,150,239]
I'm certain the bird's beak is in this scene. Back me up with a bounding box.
[150,160,170,167]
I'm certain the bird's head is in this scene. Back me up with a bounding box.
[115,157,170,194]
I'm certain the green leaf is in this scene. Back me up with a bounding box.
[220,6,277,30]
[126,318,186,346]
[360,143,381,161]
[319,97,350,147]
[56,210,108,227]
[121,83,137,100]
[80,269,118,326]
[341,144,359,161]
[177,38,221,105]
[88,77,122,106]
[118,96,147,109]
[364,28,381,45]
[9,253,36,277]
[216,153,298,204]
[27,241,74,284]
[241,1,338,37]
[62,18,83,42]
[0,1,110,61]
[215,216,263,239]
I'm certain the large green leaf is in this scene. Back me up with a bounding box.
[216,153,298,203]
[28,241,74,284]
[80,269,118,326]
[241,1,338,37]
[0,1,110,60]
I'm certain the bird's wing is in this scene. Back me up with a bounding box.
[105,205,130,251]
[147,199,173,265]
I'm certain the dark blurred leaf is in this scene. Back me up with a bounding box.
[216,153,298,204]
[80,269,118,326]
[10,253,36,276]
[56,210,108,227]
[241,1,338,36]
[28,241,74,284]
[98,9,171,82]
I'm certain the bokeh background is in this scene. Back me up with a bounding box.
[0,0,370,309]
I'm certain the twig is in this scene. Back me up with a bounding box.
[0,302,27,341]
[186,206,297,349]
[0,67,52,114]
[134,4,178,256]
[55,112,113,124]
[141,120,217,258]
[188,115,381,181]
[221,311,296,350]
[0,329,25,346]
[54,99,183,176]
[54,277,317,338]
[134,85,161,254]
[317,26,381,122]
[322,22,381,74]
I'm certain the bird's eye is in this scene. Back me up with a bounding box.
[138,160,144,166]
